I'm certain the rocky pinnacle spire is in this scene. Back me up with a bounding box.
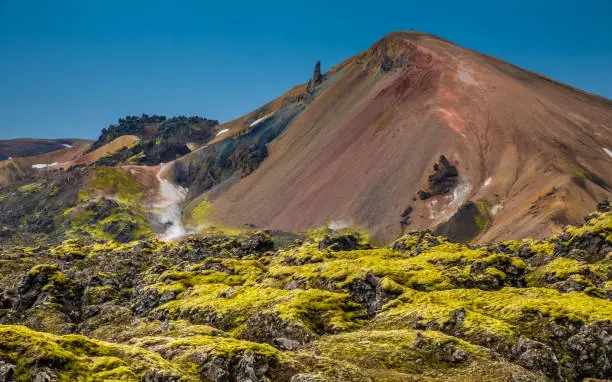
[313,61,322,83]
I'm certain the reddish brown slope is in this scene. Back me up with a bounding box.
[210,31,612,243]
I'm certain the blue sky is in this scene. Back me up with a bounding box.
[0,0,610,139]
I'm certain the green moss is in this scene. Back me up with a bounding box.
[85,286,119,305]
[189,198,212,222]
[269,242,522,293]
[565,210,612,243]
[150,260,366,336]
[77,189,91,202]
[474,200,492,231]
[18,183,43,194]
[156,284,290,330]
[48,185,60,197]
[27,263,60,277]
[275,289,366,334]
[530,241,554,256]
[502,241,521,253]
[50,239,87,258]
[90,167,144,203]
[129,332,283,375]
[127,152,146,163]
[573,165,587,178]
[296,328,515,380]
[0,325,188,381]
[376,287,612,340]
[68,199,153,243]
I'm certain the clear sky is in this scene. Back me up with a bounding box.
[0,0,610,139]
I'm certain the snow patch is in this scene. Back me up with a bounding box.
[250,115,271,127]
[329,219,352,232]
[603,147,612,159]
[62,144,72,148]
[458,63,477,85]
[32,162,58,169]
[215,128,229,137]
[483,177,492,187]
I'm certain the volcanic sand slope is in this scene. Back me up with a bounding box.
[202,31,612,243]
[57,135,140,169]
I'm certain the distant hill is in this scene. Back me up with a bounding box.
[0,138,91,161]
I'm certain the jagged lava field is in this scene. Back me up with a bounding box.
[0,31,611,381]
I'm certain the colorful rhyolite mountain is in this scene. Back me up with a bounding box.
[179,31,612,244]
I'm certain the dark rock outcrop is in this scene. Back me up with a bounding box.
[318,234,360,252]
[0,360,15,382]
[197,350,283,382]
[433,201,486,243]
[417,155,459,200]
[17,264,83,320]
[399,206,413,231]
[24,210,54,234]
[513,336,562,381]
[243,312,315,349]
[90,115,218,166]
[103,220,138,243]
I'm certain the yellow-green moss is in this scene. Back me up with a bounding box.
[18,183,43,194]
[474,200,492,231]
[275,289,366,334]
[378,287,612,332]
[68,200,153,243]
[526,257,610,291]
[299,329,494,378]
[0,325,190,381]
[90,167,144,202]
[565,210,612,243]
[269,242,519,292]
[50,239,87,258]
[190,198,212,222]
[77,189,91,202]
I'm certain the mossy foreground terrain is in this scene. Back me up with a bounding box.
[0,203,610,381]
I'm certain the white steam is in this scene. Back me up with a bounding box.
[491,203,503,216]
[328,219,352,232]
[155,165,194,241]
[449,180,471,209]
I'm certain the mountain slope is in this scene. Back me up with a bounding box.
[189,31,612,243]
